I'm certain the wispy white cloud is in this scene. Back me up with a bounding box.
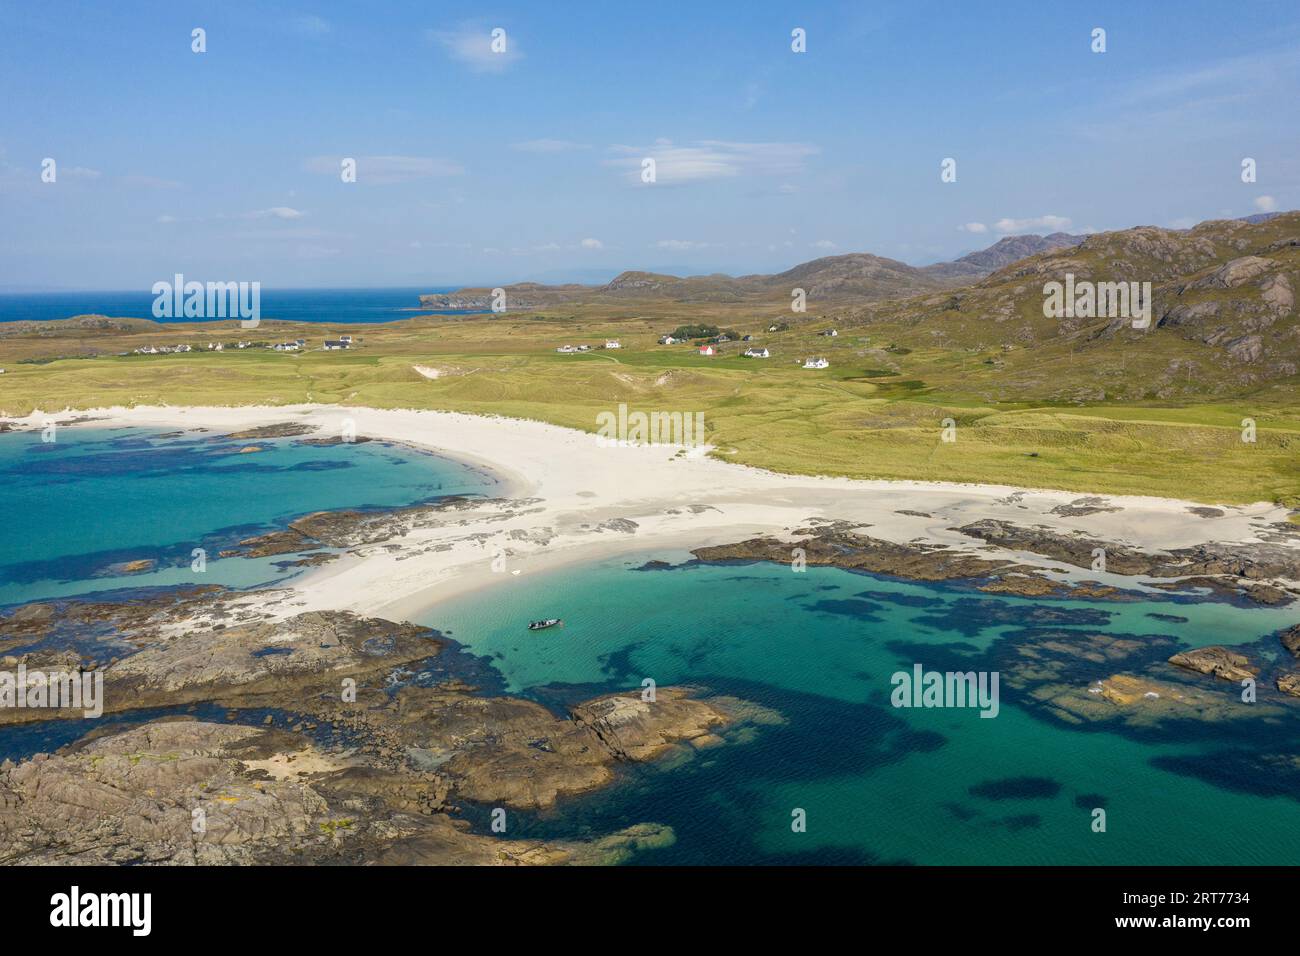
[1116,46,1300,106]
[606,139,818,185]
[579,238,603,250]
[242,206,304,220]
[303,155,463,184]
[993,215,1071,233]
[427,24,521,73]
[957,222,988,234]
[811,239,837,250]
[1255,195,1277,212]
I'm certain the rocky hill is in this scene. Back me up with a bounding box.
[864,212,1300,397]
[418,235,1088,310]
[921,233,1084,279]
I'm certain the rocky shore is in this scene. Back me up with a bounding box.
[690,518,1300,606]
[0,588,778,865]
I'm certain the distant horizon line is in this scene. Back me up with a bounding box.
[1,208,1291,297]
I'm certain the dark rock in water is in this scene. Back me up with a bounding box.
[807,598,885,621]
[855,589,944,609]
[1075,792,1108,809]
[1168,645,1258,682]
[694,525,1014,582]
[1187,506,1226,518]
[1148,577,1292,606]
[956,518,1300,605]
[1146,612,1189,624]
[219,529,313,558]
[1152,749,1300,801]
[272,552,338,570]
[296,435,373,446]
[692,524,1152,603]
[634,559,675,571]
[1279,624,1300,658]
[99,558,156,576]
[913,597,1111,638]
[969,776,1061,800]
[997,814,1042,831]
[942,802,978,821]
[219,422,316,440]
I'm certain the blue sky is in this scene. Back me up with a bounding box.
[2,0,1298,290]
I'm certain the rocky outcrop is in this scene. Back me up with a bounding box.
[1279,624,1300,658]
[571,688,729,761]
[955,519,1300,604]
[691,524,1144,602]
[106,611,440,698]
[0,582,779,864]
[0,718,686,865]
[1168,646,1258,682]
[693,526,1015,582]
[219,422,316,440]
[218,495,499,558]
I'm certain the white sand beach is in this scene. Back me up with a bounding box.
[20,403,1297,621]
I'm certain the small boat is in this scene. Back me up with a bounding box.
[527,618,563,631]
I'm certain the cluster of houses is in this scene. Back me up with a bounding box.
[133,336,353,355]
[657,324,833,369]
[276,335,353,351]
[134,344,189,355]
[556,340,620,354]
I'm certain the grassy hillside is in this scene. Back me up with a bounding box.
[1,309,1296,505]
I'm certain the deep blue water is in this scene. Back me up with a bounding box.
[0,287,486,324]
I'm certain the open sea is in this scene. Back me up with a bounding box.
[3,426,1300,865]
[0,287,483,324]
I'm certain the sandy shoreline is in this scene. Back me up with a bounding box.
[14,403,1297,621]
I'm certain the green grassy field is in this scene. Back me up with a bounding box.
[1,313,1297,505]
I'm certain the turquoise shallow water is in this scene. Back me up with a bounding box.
[4,427,1298,866]
[0,426,495,604]
[427,553,1300,865]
